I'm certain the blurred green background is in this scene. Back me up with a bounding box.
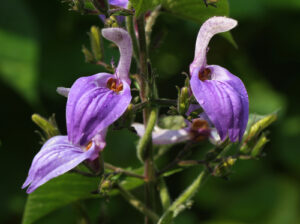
[1,0,300,223]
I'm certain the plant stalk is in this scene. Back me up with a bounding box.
[136,14,157,224]
[117,184,159,223]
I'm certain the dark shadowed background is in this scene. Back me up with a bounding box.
[1,0,300,223]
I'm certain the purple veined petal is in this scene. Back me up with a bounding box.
[190,65,248,142]
[190,17,237,75]
[109,0,128,8]
[57,87,70,97]
[132,123,190,145]
[22,135,102,193]
[67,73,132,146]
[102,28,132,84]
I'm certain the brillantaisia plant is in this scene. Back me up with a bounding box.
[22,1,277,223]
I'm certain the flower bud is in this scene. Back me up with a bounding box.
[81,45,94,63]
[90,26,104,61]
[251,133,269,157]
[177,87,190,115]
[213,157,236,177]
[247,114,277,140]
[31,114,60,140]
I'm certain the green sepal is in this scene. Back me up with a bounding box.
[89,26,104,61]
[251,133,269,158]
[31,114,60,141]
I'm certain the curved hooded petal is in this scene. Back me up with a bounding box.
[190,65,248,141]
[189,16,237,75]
[67,28,132,146]
[22,135,105,193]
[102,28,132,85]
[67,73,131,145]
[132,123,190,145]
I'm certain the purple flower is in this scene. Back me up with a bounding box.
[189,17,249,142]
[23,28,132,193]
[132,118,213,146]
[109,0,128,8]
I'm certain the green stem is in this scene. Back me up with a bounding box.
[125,4,140,63]
[137,109,157,163]
[136,15,149,119]
[117,184,159,223]
[157,178,172,211]
[158,142,229,224]
[136,14,157,224]
[145,5,161,50]
[104,162,145,179]
[158,171,209,224]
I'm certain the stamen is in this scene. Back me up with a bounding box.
[86,141,93,150]
[198,68,211,81]
[191,119,209,131]
[107,78,123,93]
[190,119,210,142]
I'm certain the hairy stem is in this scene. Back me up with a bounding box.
[158,142,229,223]
[158,171,209,224]
[145,5,161,50]
[117,184,159,223]
[136,14,157,224]
[126,3,140,63]
[157,178,172,211]
[104,162,145,179]
[136,109,157,162]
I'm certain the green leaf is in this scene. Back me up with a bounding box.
[162,0,236,46]
[0,0,39,105]
[130,0,162,17]
[22,174,99,224]
[22,169,144,224]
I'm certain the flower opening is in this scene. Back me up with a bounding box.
[107,77,124,93]
[198,68,211,81]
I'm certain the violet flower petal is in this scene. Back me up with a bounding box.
[109,0,128,8]
[132,123,190,145]
[102,28,132,84]
[67,73,131,146]
[22,135,103,193]
[190,17,237,75]
[190,65,248,141]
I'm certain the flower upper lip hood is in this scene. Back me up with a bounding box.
[189,16,249,142]
[67,28,133,146]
